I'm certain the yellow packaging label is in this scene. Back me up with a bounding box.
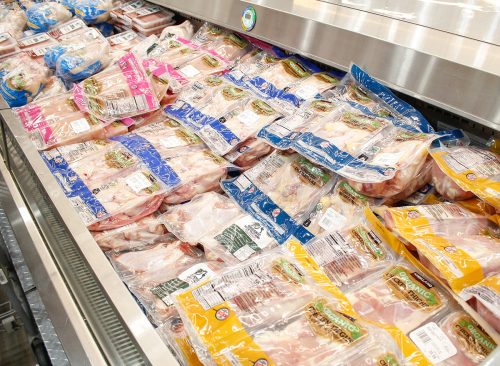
[174,336,203,366]
[381,206,485,293]
[431,147,500,209]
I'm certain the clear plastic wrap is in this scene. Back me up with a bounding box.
[110,0,145,21]
[91,212,168,251]
[72,52,160,121]
[0,32,19,57]
[197,97,281,156]
[74,0,112,24]
[107,29,141,51]
[160,192,241,243]
[33,75,67,101]
[190,22,226,48]
[224,136,274,170]
[211,32,253,62]
[430,146,500,208]
[26,2,72,33]
[0,8,27,39]
[147,37,202,69]
[173,248,407,366]
[159,20,195,41]
[222,152,335,244]
[381,203,500,294]
[122,5,174,29]
[17,32,59,63]
[0,52,51,107]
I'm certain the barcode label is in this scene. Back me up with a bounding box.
[31,45,53,57]
[136,5,160,16]
[105,95,148,116]
[70,118,90,134]
[443,148,500,176]
[245,153,286,183]
[125,172,152,193]
[192,261,273,310]
[410,322,457,363]
[18,33,50,47]
[58,19,84,35]
[234,174,252,191]
[121,0,144,12]
[318,207,347,232]
[109,31,137,45]
[68,196,99,225]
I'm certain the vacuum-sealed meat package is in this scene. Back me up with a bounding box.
[147,37,202,69]
[74,0,112,24]
[91,212,168,251]
[159,20,195,41]
[224,136,274,170]
[430,146,500,208]
[33,76,67,101]
[160,192,241,243]
[222,152,335,244]
[26,2,72,33]
[211,32,253,62]
[346,262,448,333]
[197,97,281,156]
[122,4,174,29]
[461,274,500,334]
[190,22,227,48]
[381,203,500,294]
[107,29,142,51]
[173,249,407,366]
[0,52,51,107]
[0,33,19,57]
[0,8,26,39]
[73,52,160,121]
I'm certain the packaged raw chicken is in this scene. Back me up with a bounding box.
[211,32,253,62]
[461,274,500,334]
[121,5,174,29]
[33,76,67,101]
[46,28,111,82]
[18,32,59,63]
[91,212,168,251]
[259,98,339,150]
[73,0,112,24]
[159,20,194,41]
[0,8,27,39]
[0,52,51,107]
[73,52,160,122]
[160,192,241,243]
[47,18,87,39]
[197,97,281,156]
[430,146,500,208]
[147,37,201,69]
[107,29,142,51]
[190,22,226,48]
[26,2,72,33]
[337,64,434,133]
[110,0,145,22]
[0,33,19,57]
[346,261,448,333]
[173,249,406,366]
[380,203,500,293]
[222,152,335,244]
[224,136,274,170]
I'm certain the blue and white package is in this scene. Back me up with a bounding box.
[338,64,434,133]
[92,21,113,36]
[74,0,112,24]
[258,98,338,150]
[224,49,281,88]
[26,2,72,33]
[221,152,335,244]
[197,97,282,156]
[57,0,77,14]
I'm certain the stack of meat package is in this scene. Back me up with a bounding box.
[3,1,499,365]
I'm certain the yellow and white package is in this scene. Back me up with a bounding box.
[172,248,412,366]
[380,203,500,293]
[461,274,500,334]
[430,146,500,208]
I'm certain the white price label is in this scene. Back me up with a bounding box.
[126,172,152,193]
[179,64,200,78]
[70,118,91,134]
[237,109,259,126]
[295,84,318,100]
[178,263,214,285]
[59,20,84,35]
[318,207,348,232]
[136,5,160,16]
[372,152,402,166]
[160,135,185,148]
[410,322,457,364]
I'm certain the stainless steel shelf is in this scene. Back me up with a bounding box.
[152,0,500,131]
[0,109,179,366]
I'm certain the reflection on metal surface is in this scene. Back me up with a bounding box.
[0,109,179,366]
[154,0,499,130]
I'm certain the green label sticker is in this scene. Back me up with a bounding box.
[242,5,257,31]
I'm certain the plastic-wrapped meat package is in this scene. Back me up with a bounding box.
[107,30,142,51]
[156,322,204,366]
[147,37,201,70]
[0,33,19,57]
[159,20,195,41]
[168,51,229,93]
[437,311,497,365]
[173,249,405,366]
[73,0,112,24]
[211,33,253,62]
[45,28,111,82]
[91,213,168,251]
[190,22,227,49]
[222,152,335,244]
[197,97,281,156]
[461,274,500,334]
[304,181,380,237]
[127,108,170,130]
[224,136,274,170]
[162,147,235,205]
[121,5,174,29]
[259,98,339,150]
[430,146,500,208]
[47,18,88,40]
[103,121,129,137]
[141,58,171,101]
[346,262,448,333]
[72,52,160,122]
[17,32,58,63]
[0,8,27,39]
[160,192,241,243]
[380,203,500,294]
[224,49,281,88]
[0,53,51,107]
[33,76,67,101]
[26,2,72,33]
[110,0,145,21]
[303,210,396,288]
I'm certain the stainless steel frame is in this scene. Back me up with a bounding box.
[151,0,500,131]
[0,109,179,366]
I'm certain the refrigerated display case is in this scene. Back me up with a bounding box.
[0,0,498,365]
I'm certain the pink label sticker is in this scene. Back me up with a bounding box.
[14,104,49,132]
[72,83,89,113]
[166,64,189,86]
[121,117,135,127]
